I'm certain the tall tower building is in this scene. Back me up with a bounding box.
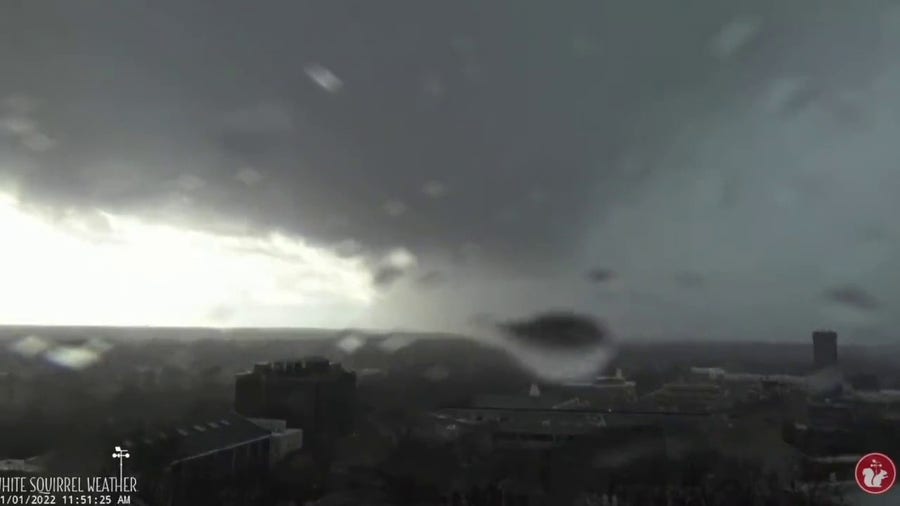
[234,357,356,442]
[812,330,838,370]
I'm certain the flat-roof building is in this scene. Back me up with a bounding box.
[124,413,300,506]
[234,357,356,441]
[644,382,731,412]
[552,371,638,409]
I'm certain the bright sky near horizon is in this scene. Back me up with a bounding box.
[0,190,376,328]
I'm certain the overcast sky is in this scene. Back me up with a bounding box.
[2,1,900,342]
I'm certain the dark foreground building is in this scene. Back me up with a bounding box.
[812,330,838,371]
[126,414,299,506]
[234,357,356,441]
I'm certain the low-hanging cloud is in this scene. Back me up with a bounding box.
[823,284,880,312]
[497,312,612,349]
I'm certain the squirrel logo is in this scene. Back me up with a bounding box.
[856,453,896,495]
[862,465,889,488]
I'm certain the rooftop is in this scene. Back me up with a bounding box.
[246,356,350,378]
[469,393,565,410]
[562,379,636,389]
[657,382,725,392]
[436,405,719,418]
[125,413,271,465]
[434,406,716,434]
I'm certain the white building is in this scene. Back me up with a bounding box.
[249,418,304,467]
[556,370,638,408]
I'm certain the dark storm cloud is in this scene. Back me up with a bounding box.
[823,285,880,312]
[587,269,616,284]
[369,248,417,289]
[3,0,885,268]
[498,312,611,349]
[415,270,445,288]
[372,265,405,289]
[3,1,900,337]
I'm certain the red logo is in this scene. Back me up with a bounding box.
[855,453,896,495]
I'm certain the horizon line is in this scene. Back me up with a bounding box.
[0,324,896,347]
